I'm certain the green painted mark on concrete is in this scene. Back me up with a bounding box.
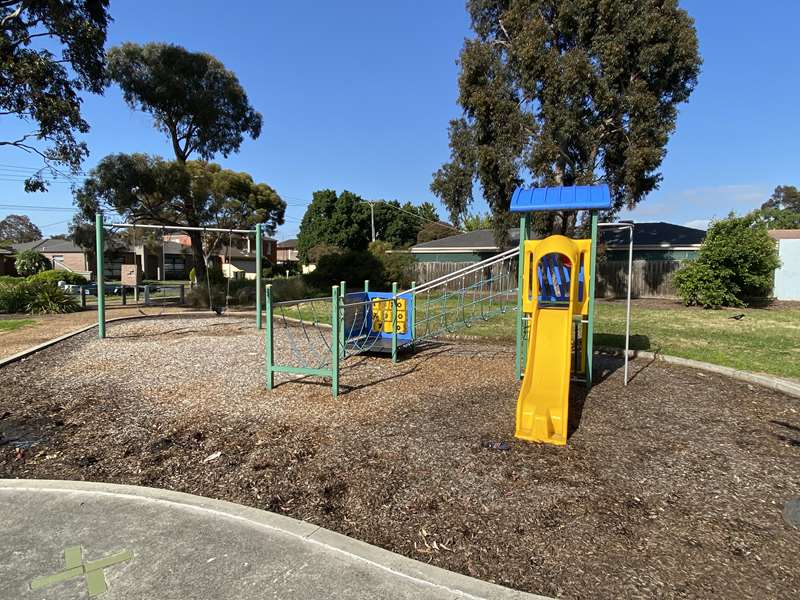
[30,546,133,598]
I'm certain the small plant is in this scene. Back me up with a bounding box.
[14,250,51,276]
[27,269,87,285]
[0,282,34,313]
[25,282,80,314]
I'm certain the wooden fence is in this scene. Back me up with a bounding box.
[597,259,684,298]
[413,258,685,298]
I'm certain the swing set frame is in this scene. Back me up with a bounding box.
[93,213,268,338]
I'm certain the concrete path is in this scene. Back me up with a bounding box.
[0,480,546,600]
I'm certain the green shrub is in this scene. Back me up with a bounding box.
[268,276,313,302]
[674,214,780,308]
[673,262,741,309]
[0,282,34,313]
[27,269,88,285]
[14,250,51,276]
[25,282,80,314]
[0,275,22,285]
[304,250,386,291]
[189,266,196,283]
[369,241,413,287]
[0,280,81,314]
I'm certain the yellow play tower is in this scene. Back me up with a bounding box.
[510,185,612,445]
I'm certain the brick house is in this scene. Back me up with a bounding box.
[276,239,299,265]
[10,233,277,281]
[12,238,91,277]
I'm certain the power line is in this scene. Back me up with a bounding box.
[0,203,78,212]
[369,200,463,233]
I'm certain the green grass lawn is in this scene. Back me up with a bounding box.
[282,295,800,380]
[594,301,800,380]
[0,319,36,333]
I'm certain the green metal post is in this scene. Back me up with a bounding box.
[410,280,416,343]
[338,280,346,359]
[264,284,274,389]
[363,280,369,293]
[514,215,527,380]
[391,281,398,364]
[255,223,263,329]
[331,286,340,397]
[95,213,106,339]
[586,211,599,388]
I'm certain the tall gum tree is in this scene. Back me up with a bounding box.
[97,42,265,280]
[432,0,701,244]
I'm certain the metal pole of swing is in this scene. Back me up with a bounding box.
[95,213,106,339]
[624,223,634,386]
[255,223,263,329]
[264,284,274,390]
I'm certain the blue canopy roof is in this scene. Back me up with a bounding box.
[510,184,612,213]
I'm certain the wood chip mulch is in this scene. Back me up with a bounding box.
[1,316,798,599]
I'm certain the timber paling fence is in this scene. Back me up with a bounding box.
[414,258,685,298]
[596,259,683,299]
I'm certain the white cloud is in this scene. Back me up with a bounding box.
[683,219,710,230]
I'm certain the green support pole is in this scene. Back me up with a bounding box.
[338,280,346,359]
[95,213,106,339]
[391,281,398,364]
[514,215,527,380]
[363,280,369,293]
[410,280,416,344]
[255,223,263,329]
[264,284,274,389]
[331,286,340,397]
[586,211,599,389]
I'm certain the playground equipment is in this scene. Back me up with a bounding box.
[93,214,268,337]
[262,185,631,447]
[510,185,611,445]
[263,252,519,397]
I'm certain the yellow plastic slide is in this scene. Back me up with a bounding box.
[515,235,589,445]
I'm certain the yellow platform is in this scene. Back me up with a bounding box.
[515,235,590,445]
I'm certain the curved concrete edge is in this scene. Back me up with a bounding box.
[0,310,255,369]
[0,479,548,600]
[596,346,800,399]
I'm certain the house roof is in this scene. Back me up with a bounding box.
[11,238,84,253]
[411,221,706,253]
[601,222,706,248]
[277,239,298,248]
[412,229,520,252]
[768,229,800,240]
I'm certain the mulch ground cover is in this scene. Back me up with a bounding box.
[1,316,798,598]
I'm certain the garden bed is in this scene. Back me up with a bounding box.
[1,316,798,598]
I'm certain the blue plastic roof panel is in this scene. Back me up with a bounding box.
[509,184,612,213]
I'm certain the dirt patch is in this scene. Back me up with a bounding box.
[0,306,200,360]
[1,317,798,599]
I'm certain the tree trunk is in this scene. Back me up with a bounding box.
[188,229,206,284]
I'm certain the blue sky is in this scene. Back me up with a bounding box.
[1,0,798,239]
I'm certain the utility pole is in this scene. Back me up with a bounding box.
[369,201,375,242]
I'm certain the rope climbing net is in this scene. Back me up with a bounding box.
[271,296,336,372]
[408,247,518,345]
